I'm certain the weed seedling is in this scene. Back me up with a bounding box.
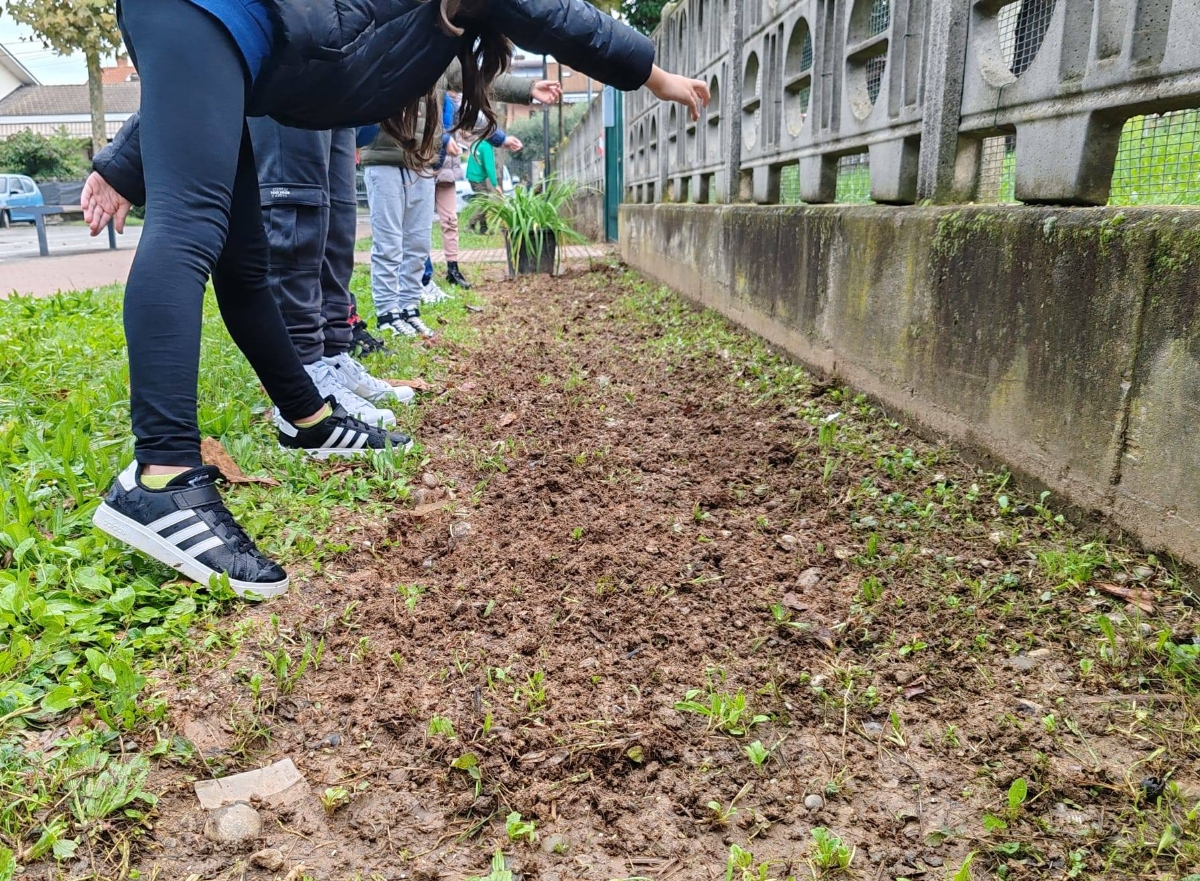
[885,710,907,747]
[467,850,513,881]
[745,740,771,768]
[808,827,854,874]
[1006,777,1028,819]
[505,811,537,845]
[726,843,775,881]
[451,753,484,797]
[428,716,456,738]
[321,785,352,813]
[950,852,976,881]
[516,670,548,715]
[676,686,768,736]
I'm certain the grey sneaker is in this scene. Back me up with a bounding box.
[323,353,416,406]
[301,361,396,427]
[400,307,435,338]
[378,310,418,338]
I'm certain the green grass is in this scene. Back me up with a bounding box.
[0,265,479,874]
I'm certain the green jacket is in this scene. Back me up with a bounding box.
[466,139,498,187]
[359,59,532,169]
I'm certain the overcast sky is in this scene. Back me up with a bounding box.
[0,14,93,85]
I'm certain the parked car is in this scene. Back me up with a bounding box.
[0,174,45,228]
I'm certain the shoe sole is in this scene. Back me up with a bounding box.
[93,503,289,599]
[281,439,415,461]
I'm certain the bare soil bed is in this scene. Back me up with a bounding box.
[123,265,1197,881]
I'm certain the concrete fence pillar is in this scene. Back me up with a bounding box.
[723,0,746,203]
[916,0,971,203]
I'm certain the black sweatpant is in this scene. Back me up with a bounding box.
[247,122,358,364]
[119,0,325,466]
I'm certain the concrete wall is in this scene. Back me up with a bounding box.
[564,190,606,243]
[622,203,1200,565]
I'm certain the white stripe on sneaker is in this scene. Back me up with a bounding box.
[338,430,363,449]
[325,427,344,448]
[167,521,211,546]
[352,433,368,450]
[185,535,224,558]
[146,510,196,534]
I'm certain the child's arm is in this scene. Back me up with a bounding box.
[486,0,707,120]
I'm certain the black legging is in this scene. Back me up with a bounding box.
[120,0,325,466]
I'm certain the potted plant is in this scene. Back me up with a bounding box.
[470,177,587,276]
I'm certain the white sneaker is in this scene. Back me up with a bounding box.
[378,310,418,338]
[298,361,396,427]
[323,353,416,407]
[420,280,451,304]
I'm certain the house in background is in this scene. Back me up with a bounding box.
[0,43,38,104]
[502,55,601,128]
[0,46,139,142]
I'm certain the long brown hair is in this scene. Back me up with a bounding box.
[380,0,513,169]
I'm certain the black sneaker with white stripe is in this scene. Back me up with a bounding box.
[93,464,289,598]
[277,398,413,459]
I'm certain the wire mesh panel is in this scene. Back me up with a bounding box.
[836,154,872,203]
[868,0,891,34]
[977,136,1017,203]
[866,56,887,105]
[1110,110,1200,206]
[780,164,801,203]
[996,0,1055,78]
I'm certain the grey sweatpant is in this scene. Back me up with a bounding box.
[364,165,435,318]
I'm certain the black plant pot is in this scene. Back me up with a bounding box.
[504,230,558,277]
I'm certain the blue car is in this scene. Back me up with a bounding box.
[0,174,45,228]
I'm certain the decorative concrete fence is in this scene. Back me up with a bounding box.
[611,0,1200,207]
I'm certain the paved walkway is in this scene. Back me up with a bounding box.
[2,220,613,299]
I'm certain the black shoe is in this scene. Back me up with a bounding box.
[446,262,472,290]
[94,464,289,598]
[349,314,388,356]
[277,398,413,460]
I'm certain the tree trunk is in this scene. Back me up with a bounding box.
[86,48,106,156]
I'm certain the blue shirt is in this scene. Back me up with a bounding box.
[185,0,275,82]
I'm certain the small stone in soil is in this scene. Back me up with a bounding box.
[924,855,944,868]
[797,567,822,588]
[540,833,571,854]
[1007,654,1042,672]
[203,803,262,845]
[804,794,825,811]
[422,472,439,488]
[251,848,285,871]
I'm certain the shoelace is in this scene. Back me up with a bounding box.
[202,501,259,555]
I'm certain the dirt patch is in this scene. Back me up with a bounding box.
[110,265,1196,881]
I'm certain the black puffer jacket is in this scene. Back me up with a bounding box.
[96,0,653,204]
[252,0,652,129]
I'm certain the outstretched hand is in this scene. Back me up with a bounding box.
[645,65,710,122]
[82,171,132,236]
[531,80,563,105]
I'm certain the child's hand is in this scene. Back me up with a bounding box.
[81,171,133,236]
[645,65,710,121]
[531,80,563,104]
